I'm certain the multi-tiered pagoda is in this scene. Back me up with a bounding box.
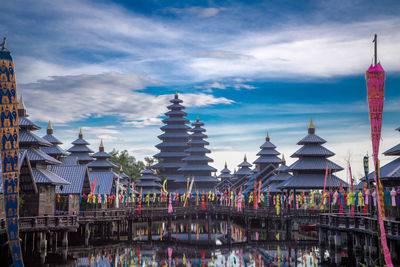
[66,129,94,165]
[178,116,217,193]
[88,140,118,196]
[153,92,190,190]
[217,162,233,191]
[262,155,292,193]
[231,155,253,190]
[137,167,162,194]
[279,119,347,191]
[253,133,281,172]
[41,121,69,161]
[18,97,69,215]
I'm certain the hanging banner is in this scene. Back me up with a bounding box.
[0,39,24,267]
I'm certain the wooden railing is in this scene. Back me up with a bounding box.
[0,215,78,233]
[319,213,400,237]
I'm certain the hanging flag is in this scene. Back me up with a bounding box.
[365,34,392,267]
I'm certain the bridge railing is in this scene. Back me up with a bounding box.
[0,215,78,232]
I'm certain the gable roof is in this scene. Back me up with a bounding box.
[50,165,90,194]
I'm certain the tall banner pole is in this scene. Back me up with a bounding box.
[366,34,393,266]
[0,38,24,266]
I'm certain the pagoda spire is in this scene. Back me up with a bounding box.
[18,96,26,117]
[281,154,286,164]
[66,129,94,165]
[224,161,227,168]
[88,140,117,171]
[42,120,69,161]
[99,139,104,152]
[308,118,315,134]
[47,120,53,134]
[79,128,83,138]
[217,161,233,191]
[266,132,270,141]
[253,132,281,172]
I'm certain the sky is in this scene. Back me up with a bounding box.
[1,0,400,182]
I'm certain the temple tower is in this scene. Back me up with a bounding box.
[280,119,346,190]
[66,129,94,165]
[178,116,217,192]
[137,167,162,195]
[153,92,190,189]
[217,162,233,191]
[41,121,69,161]
[253,133,281,172]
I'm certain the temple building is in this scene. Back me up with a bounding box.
[41,121,69,161]
[88,140,119,204]
[153,92,190,190]
[18,97,69,216]
[279,119,347,191]
[217,162,233,191]
[261,154,292,193]
[231,155,253,190]
[253,133,281,172]
[66,129,94,165]
[178,116,218,193]
[243,133,281,193]
[136,167,162,194]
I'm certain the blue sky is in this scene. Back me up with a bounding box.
[1,0,400,181]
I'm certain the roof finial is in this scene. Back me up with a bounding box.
[234,168,237,173]
[244,154,247,162]
[309,118,314,129]
[99,139,104,151]
[266,132,270,141]
[196,115,199,122]
[120,165,123,173]
[47,120,53,134]
[224,161,227,168]
[79,128,83,138]
[18,96,25,110]
[281,154,286,164]
[174,90,178,99]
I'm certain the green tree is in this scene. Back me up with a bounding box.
[144,156,156,167]
[109,149,145,181]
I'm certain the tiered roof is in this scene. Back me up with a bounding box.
[231,155,253,190]
[217,162,233,191]
[253,133,281,171]
[136,167,162,194]
[88,140,118,195]
[261,155,292,193]
[66,129,94,165]
[361,127,400,186]
[41,121,69,160]
[178,116,217,192]
[18,97,69,186]
[153,92,190,187]
[279,119,347,190]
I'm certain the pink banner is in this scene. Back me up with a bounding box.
[366,62,393,266]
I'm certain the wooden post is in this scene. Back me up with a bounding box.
[207,214,212,245]
[52,232,58,253]
[148,219,152,241]
[167,216,172,241]
[62,231,68,248]
[117,221,121,241]
[128,220,132,241]
[84,223,90,247]
[188,214,192,243]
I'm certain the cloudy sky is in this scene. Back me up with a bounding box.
[1,0,400,181]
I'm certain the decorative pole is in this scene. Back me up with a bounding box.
[366,34,393,267]
[0,37,24,266]
[115,165,122,208]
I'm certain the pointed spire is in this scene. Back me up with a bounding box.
[196,115,199,122]
[266,132,270,141]
[234,168,237,173]
[308,118,315,134]
[18,96,25,110]
[281,154,286,164]
[224,161,227,169]
[47,120,53,135]
[174,90,178,99]
[120,165,123,173]
[18,96,27,117]
[79,128,83,138]
[244,154,247,162]
[99,139,104,152]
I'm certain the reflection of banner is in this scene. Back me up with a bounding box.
[366,57,392,266]
[0,44,24,266]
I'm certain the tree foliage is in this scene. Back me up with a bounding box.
[109,149,145,181]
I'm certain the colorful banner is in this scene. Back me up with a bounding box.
[366,56,393,266]
[0,41,24,266]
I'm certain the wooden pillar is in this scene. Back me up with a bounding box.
[167,216,172,241]
[128,220,133,241]
[62,231,68,248]
[148,219,152,241]
[84,223,90,247]
[117,221,121,241]
[246,218,251,242]
[188,214,192,243]
[48,232,53,252]
[207,214,211,245]
[52,232,58,253]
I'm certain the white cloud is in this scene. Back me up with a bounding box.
[166,7,223,18]
[19,72,233,124]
